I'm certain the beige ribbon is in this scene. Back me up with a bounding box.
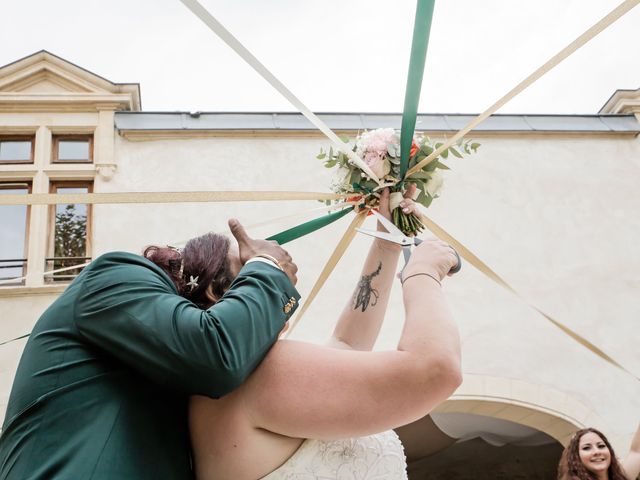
[0,191,346,206]
[0,201,359,285]
[169,200,359,247]
[0,262,91,287]
[177,0,381,185]
[285,212,367,336]
[407,0,640,177]
[414,205,639,382]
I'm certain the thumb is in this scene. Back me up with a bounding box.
[228,218,250,245]
[403,183,417,199]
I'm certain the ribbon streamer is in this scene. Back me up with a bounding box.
[407,0,640,177]
[267,206,354,245]
[169,200,359,247]
[0,190,346,206]
[286,212,367,336]
[0,261,91,287]
[178,0,381,184]
[400,0,435,179]
[414,205,639,381]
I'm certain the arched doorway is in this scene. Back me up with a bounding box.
[397,375,595,479]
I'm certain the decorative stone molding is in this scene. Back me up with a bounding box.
[599,88,640,116]
[95,163,117,180]
[434,374,604,446]
[0,51,141,113]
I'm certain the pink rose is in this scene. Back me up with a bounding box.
[364,152,390,178]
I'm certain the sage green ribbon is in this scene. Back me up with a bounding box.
[265,1,435,244]
[400,0,436,180]
[267,206,355,245]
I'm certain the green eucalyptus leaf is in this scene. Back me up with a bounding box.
[420,145,434,156]
[450,147,463,158]
[408,171,431,180]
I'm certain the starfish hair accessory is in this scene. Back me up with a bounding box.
[187,275,199,291]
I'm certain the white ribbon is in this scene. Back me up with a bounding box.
[178,0,381,184]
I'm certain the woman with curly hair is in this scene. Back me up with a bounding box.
[558,424,640,480]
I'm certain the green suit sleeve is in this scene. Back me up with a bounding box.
[74,253,300,397]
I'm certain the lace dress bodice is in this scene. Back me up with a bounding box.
[262,430,407,479]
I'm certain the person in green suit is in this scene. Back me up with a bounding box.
[0,219,300,480]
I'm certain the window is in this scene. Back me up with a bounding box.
[0,183,31,285]
[0,136,34,163]
[46,182,92,282]
[52,135,93,163]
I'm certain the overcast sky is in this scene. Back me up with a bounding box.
[2,0,638,114]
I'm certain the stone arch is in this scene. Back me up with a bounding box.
[433,373,603,446]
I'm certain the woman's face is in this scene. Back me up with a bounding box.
[578,432,611,476]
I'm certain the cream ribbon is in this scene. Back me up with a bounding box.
[285,212,367,336]
[169,200,359,247]
[413,204,639,381]
[0,201,358,286]
[178,0,381,185]
[407,0,640,177]
[0,262,91,287]
[0,190,346,206]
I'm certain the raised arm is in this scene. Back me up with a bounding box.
[330,188,416,351]
[75,252,299,398]
[623,422,640,480]
[241,236,462,440]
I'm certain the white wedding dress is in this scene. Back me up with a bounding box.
[261,430,408,479]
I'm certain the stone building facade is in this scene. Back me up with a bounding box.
[1,51,639,478]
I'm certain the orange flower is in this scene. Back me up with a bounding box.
[409,142,419,158]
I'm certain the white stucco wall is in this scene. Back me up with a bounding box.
[2,129,639,452]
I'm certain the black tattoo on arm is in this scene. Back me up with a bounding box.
[353,261,382,312]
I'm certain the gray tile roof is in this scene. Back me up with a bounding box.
[115,112,640,134]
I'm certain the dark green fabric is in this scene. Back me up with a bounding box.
[267,207,353,245]
[0,252,300,480]
[400,0,436,179]
[267,206,354,245]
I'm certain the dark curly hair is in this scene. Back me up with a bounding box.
[558,428,628,480]
[143,232,233,309]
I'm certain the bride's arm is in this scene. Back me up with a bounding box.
[329,187,412,351]
[241,237,462,440]
[622,422,640,480]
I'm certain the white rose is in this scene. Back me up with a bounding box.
[425,170,444,197]
[331,167,352,192]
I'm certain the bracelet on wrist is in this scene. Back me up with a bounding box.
[400,272,441,287]
[251,253,284,271]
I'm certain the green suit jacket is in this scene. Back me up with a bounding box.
[0,252,300,479]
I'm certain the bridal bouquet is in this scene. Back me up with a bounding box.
[317,128,480,235]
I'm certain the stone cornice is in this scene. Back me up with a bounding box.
[0,93,136,112]
[0,51,141,112]
[599,88,640,114]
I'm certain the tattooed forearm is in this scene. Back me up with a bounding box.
[353,261,382,312]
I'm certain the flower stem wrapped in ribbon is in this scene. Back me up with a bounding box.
[317,129,480,236]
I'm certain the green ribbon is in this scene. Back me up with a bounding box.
[400,0,436,180]
[264,1,435,245]
[267,206,355,245]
